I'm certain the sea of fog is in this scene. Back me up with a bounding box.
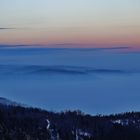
[0,47,140,114]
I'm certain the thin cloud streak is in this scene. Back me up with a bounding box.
[0,28,16,30]
[0,44,133,51]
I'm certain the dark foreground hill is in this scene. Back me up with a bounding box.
[0,101,140,140]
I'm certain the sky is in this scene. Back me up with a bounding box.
[0,0,140,48]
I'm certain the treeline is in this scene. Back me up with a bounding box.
[0,104,140,140]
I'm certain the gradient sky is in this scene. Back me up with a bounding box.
[0,0,140,48]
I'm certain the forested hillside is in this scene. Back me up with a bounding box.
[0,103,140,140]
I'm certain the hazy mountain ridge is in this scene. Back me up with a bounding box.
[0,97,28,108]
[0,97,21,106]
[0,64,136,76]
[0,97,140,140]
